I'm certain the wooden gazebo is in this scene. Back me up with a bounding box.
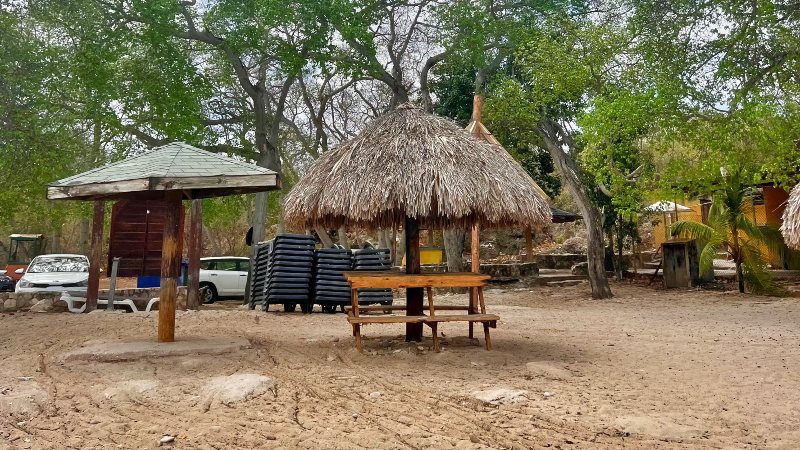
[48,142,280,342]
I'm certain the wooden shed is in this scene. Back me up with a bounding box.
[108,199,185,277]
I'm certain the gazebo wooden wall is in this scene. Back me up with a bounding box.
[108,200,185,276]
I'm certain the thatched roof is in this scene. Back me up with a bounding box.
[781,183,800,249]
[465,120,551,202]
[283,104,552,229]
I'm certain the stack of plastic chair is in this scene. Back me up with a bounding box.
[264,234,315,312]
[248,241,271,310]
[313,248,353,313]
[352,248,393,305]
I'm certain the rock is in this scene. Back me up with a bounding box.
[160,435,175,444]
[470,387,528,405]
[571,262,589,276]
[4,298,16,311]
[525,361,574,380]
[16,377,33,381]
[201,373,272,407]
[29,299,54,313]
[543,391,554,398]
[0,383,49,417]
[369,391,382,398]
[100,380,158,402]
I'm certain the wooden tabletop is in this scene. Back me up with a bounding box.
[343,271,490,289]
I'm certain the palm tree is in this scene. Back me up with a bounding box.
[671,170,782,294]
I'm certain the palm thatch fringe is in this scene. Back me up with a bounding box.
[781,183,800,249]
[283,104,551,230]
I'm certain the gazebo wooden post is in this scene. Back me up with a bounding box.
[85,201,105,313]
[524,226,533,262]
[158,191,183,342]
[405,216,423,341]
[186,199,203,310]
[469,224,480,338]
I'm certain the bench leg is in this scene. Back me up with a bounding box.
[431,322,440,352]
[468,287,475,339]
[483,322,492,350]
[354,324,362,352]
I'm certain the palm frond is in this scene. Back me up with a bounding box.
[698,233,724,274]
[671,220,717,242]
[740,240,781,295]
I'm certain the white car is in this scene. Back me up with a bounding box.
[199,257,250,303]
[15,254,90,294]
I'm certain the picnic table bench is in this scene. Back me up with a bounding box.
[343,272,498,352]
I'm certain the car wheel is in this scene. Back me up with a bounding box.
[201,283,218,304]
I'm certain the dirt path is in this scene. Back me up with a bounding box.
[1,282,799,449]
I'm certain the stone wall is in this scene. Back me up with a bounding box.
[0,286,188,313]
[532,254,588,269]
[0,292,67,313]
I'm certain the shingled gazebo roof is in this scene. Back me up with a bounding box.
[47,142,280,201]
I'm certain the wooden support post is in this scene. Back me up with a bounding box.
[158,191,182,342]
[524,226,533,262]
[186,199,203,310]
[469,224,480,338]
[405,216,423,342]
[85,201,105,313]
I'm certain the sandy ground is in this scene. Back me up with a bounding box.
[2,281,799,449]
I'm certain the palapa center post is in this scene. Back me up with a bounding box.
[158,191,183,342]
[405,216,423,341]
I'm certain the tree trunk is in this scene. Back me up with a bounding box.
[338,226,350,250]
[315,226,334,248]
[539,119,612,299]
[732,229,745,293]
[443,228,465,272]
[79,217,90,255]
[395,229,406,265]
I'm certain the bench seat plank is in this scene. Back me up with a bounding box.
[348,315,427,324]
[424,314,499,323]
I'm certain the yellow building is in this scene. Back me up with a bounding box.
[648,185,793,268]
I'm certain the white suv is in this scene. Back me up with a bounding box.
[199,257,250,303]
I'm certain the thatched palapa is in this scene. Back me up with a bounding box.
[781,183,800,249]
[283,104,551,229]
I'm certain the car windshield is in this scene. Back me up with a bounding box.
[27,257,89,273]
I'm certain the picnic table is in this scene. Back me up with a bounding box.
[343,272,498,352]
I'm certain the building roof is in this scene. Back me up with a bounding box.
[282,104,552,230]
[48,142,280,201]
[551,207,582,223]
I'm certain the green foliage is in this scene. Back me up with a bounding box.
[671,169,785,294]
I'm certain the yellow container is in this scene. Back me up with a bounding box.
[402,247,445,265]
